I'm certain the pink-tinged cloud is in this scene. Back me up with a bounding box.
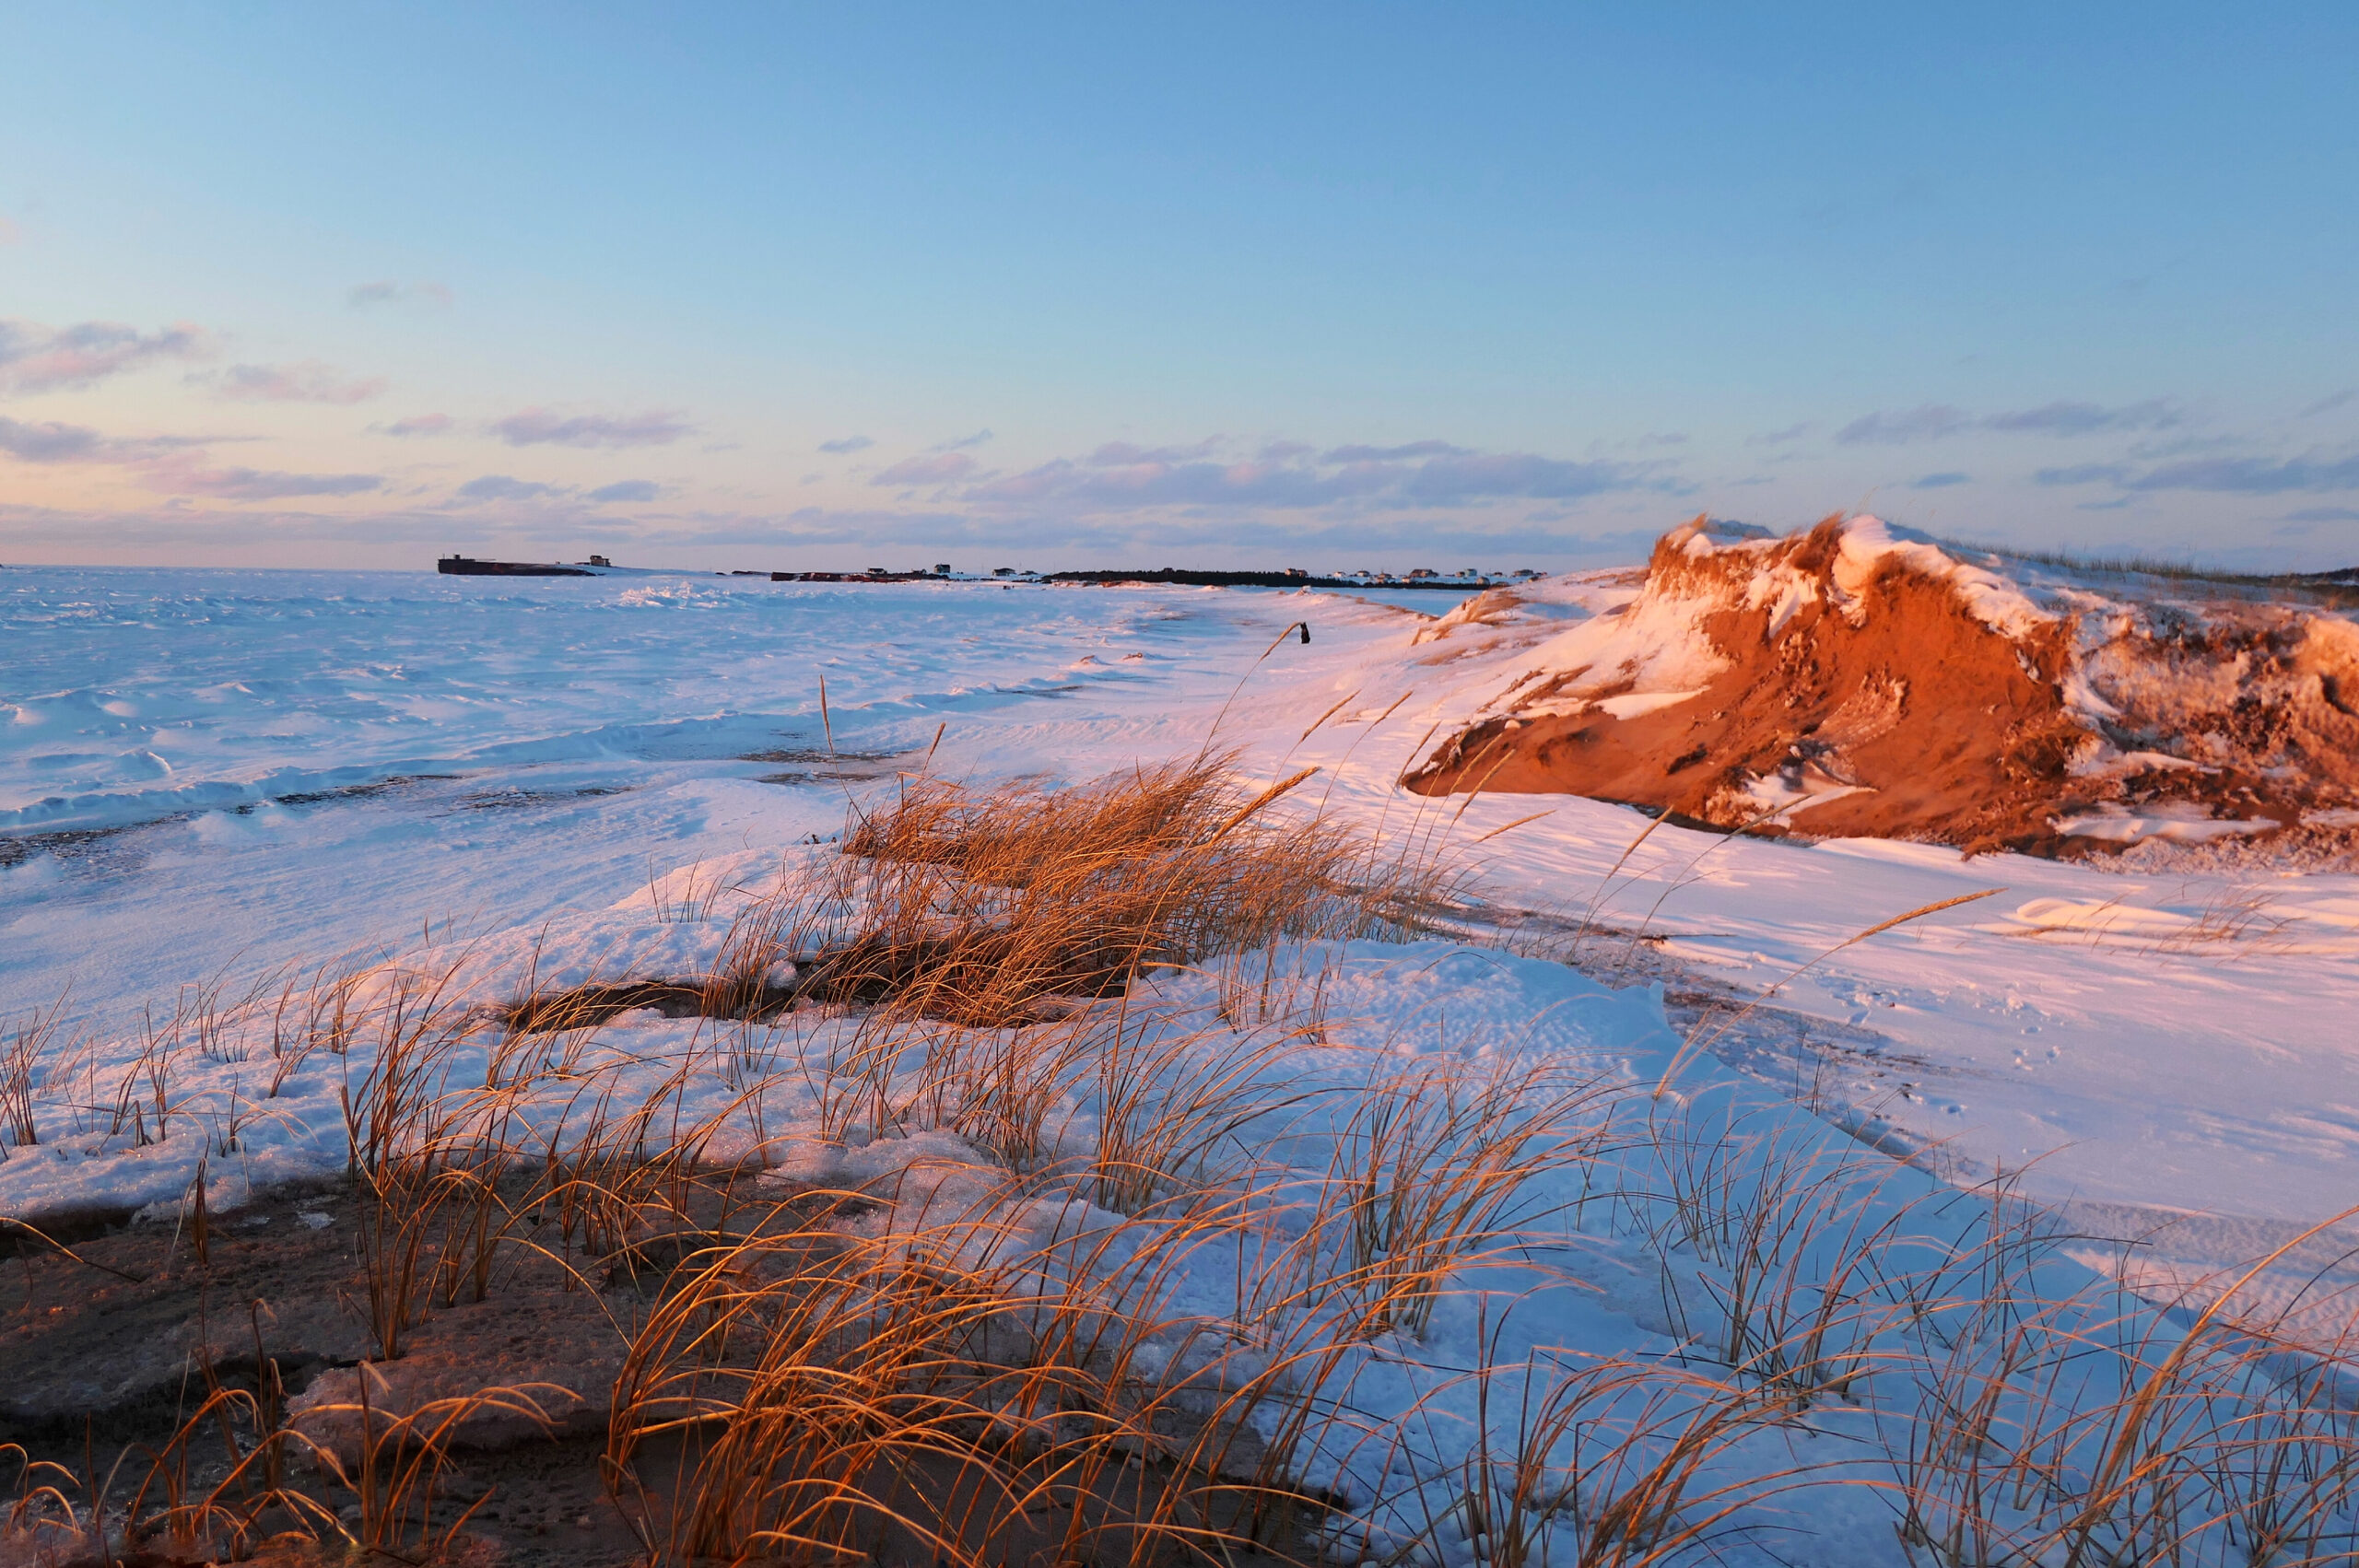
[492,407,693,449]
[0,318,216,396]
[381,413,453,437]
[871,451,979,486]
[138,453,384,500]
[209,360,388,405]
[0,216,18,246]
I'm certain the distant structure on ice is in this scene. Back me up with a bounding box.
[438,554,614,577]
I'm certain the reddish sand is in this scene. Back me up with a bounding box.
[1404,518,2359,858]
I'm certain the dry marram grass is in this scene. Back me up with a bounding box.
[3,754,2357,1566]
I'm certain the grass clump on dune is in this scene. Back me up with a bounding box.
[786,751,1453,1026]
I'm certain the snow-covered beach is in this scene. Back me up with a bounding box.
[8,558,2354,1276]
[6,548,2357,1564]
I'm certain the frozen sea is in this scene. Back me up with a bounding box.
[0,568,1346,1019]
[1,567,1284,833]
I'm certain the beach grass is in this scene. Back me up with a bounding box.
[4,755,2357,1567]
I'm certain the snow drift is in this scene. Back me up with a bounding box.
[1405,515,2359,856]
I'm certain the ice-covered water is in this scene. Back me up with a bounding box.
[1,566,1402,1029]
[0,567,1273,832]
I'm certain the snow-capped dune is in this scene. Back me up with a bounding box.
[1404,515,2359,856]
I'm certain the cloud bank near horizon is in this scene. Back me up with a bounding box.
[2,291,2354,569]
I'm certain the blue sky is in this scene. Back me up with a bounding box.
[3,4,2354,569]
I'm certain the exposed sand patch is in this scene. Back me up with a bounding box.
[1406,516,2359,857]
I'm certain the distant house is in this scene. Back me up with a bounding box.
[1406,568,1438,579]
[933,563,951,575]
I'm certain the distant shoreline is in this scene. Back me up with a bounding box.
[437,554,1525,590]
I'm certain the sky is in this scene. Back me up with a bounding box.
[2,3,2355,572]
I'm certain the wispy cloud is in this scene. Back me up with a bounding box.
[873,451,980,486]
[1982,399,2181,437]
[1908,472,1972,489]
[0,415,104,462]
[1319,439,1468,462]
[817,434,874,454]
[491,407,693,449]
[2035,448,2359,495]
[346,280,454,309]
[2125,451,2359,494]
[456,474,562,502]
[440,474,661,508]
[0,215,18,246]
[1402,452,1645,501]
[1835,405,1974,445]
[931,427,994,452]
[1085,439,1223,465]
[1837,398,2181,445]
[379,413,453,437]
[587,478,660,503]
[0,318,217,397]
[206,360,387,404]
[138,454,383,500]
[1748,423,1813,446]
[2034,464,2131,486]
[0,415,213,466]
[957,437,1666,513]
[2297,390,2354,419]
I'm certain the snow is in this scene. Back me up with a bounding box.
[1829,514,2048,638]
[1589,688,1701,720]
[1505,575,1727,720]
[6,560,2358,1562]
[2056,802,2283,842]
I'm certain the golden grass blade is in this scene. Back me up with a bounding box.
[1211,766,1320,841]
[1297,688,1360,747]
[1472,808,1554,845]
